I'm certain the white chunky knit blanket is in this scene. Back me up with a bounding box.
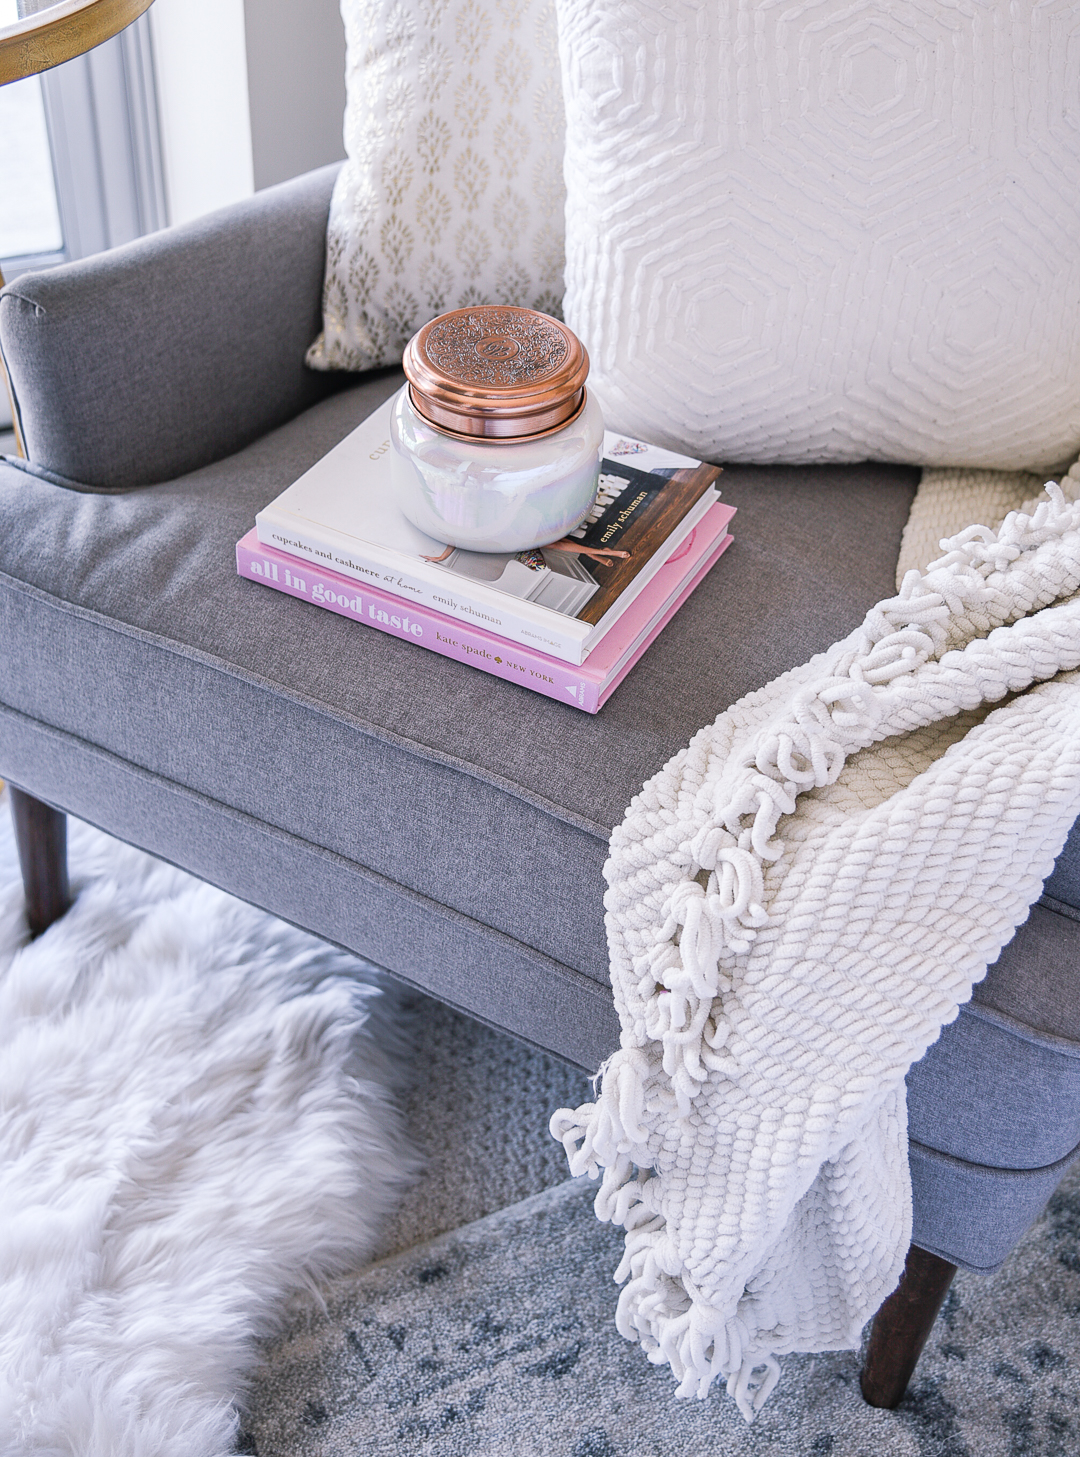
[551,463,1080,1421]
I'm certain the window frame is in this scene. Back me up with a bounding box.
[1,10,165,280]
[0,12,165,432]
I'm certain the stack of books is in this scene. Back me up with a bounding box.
[237,396,735,712]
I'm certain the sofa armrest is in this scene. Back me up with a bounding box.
[0,163,345,491]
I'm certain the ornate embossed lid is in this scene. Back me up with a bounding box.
[402,306,590,441]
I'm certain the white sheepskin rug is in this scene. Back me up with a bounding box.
[0,799,419,1456]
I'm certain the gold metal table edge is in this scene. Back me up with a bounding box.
[0,0,153,85]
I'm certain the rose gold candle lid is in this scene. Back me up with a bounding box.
[402,306,589,441]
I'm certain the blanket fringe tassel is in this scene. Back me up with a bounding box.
[551,1076,781,1421]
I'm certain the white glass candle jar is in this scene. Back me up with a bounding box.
[390,307,604,553]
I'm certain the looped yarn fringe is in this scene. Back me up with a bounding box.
[551,479,1080,1422]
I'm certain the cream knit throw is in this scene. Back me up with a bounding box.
[551,465,1080,1421]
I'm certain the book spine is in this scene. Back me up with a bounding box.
[236,539,601,712]
[595,532,732,709]
[254,509,589,666]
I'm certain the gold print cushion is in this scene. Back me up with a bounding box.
[454,0,492,61]
[494,39,530,103]
[379,216,415,275]
[417,39,452,99]
[530,162,562,219]
[453,73,491,140]
[532,76,563,143]
[415,182,451,246]
[383,281,420,340]
[379,147,414,208]
[492,116,529,178]
[346,248,379,304]
[418,253,453,313]
[307,0,566,373]
[385,1,416,57]
[454,220,491,279]
[491,187,528,249]
[453,149,491,211]
[495,258,530,304]
[415,111,452,175]
[383,77,416,137]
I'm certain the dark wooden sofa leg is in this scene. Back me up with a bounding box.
[9,786,72,937]
[860,1243,957,1408]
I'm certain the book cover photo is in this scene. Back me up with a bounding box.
[427,452,720,626]
[255,394,722,662]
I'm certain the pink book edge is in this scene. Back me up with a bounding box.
[596,530,733,710]
[236,501,736,713]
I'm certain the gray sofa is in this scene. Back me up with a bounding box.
[3,162,1079,1400]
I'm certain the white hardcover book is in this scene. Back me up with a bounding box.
[255,392,720,666]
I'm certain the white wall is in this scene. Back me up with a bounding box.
[148,0,346,227]
[243,0,346,192]
[149,0,255,226]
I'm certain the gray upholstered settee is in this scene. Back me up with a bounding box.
[3,163,1080,1404]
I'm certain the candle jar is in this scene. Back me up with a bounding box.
[390,306,604,553]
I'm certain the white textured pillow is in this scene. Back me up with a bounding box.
[556,1,1080,470]
[307,0,566,372]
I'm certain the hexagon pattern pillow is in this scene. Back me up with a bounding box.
[307,0,566,373]
[556,0,1080,469]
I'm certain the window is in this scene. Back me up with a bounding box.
[1,5,167,431]
[0,72,63,268]
[0,7,166,277]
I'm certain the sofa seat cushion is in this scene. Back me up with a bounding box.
[4,366,1080,1271]
[0,370,925,1066]
[908,1137,1080,1274]
[901,901,1080,1269]
[908,938,1080,1173]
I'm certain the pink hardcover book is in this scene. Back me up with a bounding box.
[236,502,735,713]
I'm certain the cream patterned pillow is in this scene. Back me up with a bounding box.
[557,0,1080,470]
[307,0,566,373]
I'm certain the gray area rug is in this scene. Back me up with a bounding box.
[245,1172,1080,1457]
[243,1001,1080,1457]
[366,998,591,1266]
